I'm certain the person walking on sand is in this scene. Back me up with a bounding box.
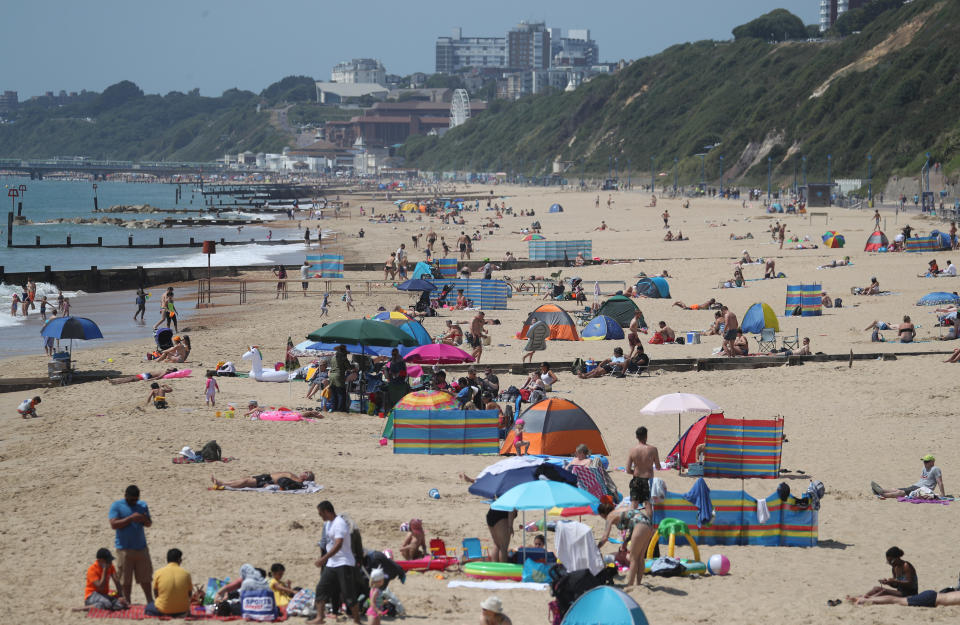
[273,265,287,299]
[344,285,355,311]
[153,288,177,332]
[778,223,786,250]
[661,210,670,229]
[874,210,882,229]
[300,261,311,297]
[627,426,661,512]
[109,485,153,604]
[134,288,147,322]
[306,501,361,625]
[320,292,329,317]
[204,371,220,406]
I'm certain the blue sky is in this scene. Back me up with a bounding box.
[2,1,818,97]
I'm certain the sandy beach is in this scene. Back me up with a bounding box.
[3,184,960,624]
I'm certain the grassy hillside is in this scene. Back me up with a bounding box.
[402,0,960,185]
[0,80,296,161]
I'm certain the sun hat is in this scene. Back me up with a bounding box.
[370,567,386,583]
[480,596,503,614]
[922,454,935,461]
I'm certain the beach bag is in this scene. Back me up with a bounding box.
[570,358,585,375]
[287,588,316,617]
[522,558,552,583]
[834,297,843,308]
[650,557,686,577]
[200,440,221,462]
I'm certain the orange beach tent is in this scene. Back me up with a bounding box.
[517,303,580,341]
[501,398,608,456]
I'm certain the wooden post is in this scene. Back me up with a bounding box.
[6,212,12,247]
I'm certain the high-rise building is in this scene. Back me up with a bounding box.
[435,28,507,74]
[508,21,550,70]
[0,90,18,113]
[551,29,598,68]
[819,0,869,32]
[331,59,386,85]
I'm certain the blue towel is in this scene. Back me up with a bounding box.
[682,477,713,527]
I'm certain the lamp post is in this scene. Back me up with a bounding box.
[614,157,619,185]
[626,158,631,189]
[802,156,807,194]
[867,154,872,205]
[650,156,655,193]
[826,154,832,206]
[767,157,772,200]
[719,155,724,195]
[579,158,584,188]
[608,155,612,181]
[696,153,706,192]
[673,157,678,193]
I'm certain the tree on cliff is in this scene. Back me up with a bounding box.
[732,9,807,42]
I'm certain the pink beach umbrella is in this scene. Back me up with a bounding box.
[404,344,475,365]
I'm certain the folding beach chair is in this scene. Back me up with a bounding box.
[429,538,447,557]
[461,538,488,563]
[755,328,777,353]
[781,328,800,351]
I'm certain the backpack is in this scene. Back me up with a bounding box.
[200,440,222,462]
[570,358,585,375]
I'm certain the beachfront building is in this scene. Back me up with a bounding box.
[314,82,390,105]
[0,90,18,113]
[435,28,507,74]
[331,58,386,85]
[325,100,487,149]
[819,0,870,31]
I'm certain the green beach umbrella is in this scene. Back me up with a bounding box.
[306,318,418,347]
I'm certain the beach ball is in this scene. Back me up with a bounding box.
[707,554,730,576]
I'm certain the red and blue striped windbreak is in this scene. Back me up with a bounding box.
[702,415,783,479]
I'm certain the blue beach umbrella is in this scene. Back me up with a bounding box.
[469,465,578,500]
[395,279,436,292]
[917,292,960,306]
[41,316,103,340]
[561,586,649,625]
[491,480,598,511]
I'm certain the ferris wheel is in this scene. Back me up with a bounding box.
[450,89,470,128]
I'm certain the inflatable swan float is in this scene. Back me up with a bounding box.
[242,346,293,382]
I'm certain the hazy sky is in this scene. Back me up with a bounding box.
[2,1,818,97]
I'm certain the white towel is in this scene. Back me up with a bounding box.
[219,481,324,494]
[447,581,548,591]
[757,498,770,524]
[555,520,604,575]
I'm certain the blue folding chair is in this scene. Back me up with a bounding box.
[461,537,488,562]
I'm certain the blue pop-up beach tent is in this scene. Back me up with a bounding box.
[741,302,780,333]
[581,315,625,340]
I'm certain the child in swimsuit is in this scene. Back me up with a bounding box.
[204,371,220,406]
[367,568,387,625]
[514,419,530,456]
[146,382,171,409]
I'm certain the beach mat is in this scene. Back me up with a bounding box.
[172,457,236,465]
[897,496,950,505]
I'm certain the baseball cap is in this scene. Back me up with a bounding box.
[921,454,935,462]
[96,548,114,561]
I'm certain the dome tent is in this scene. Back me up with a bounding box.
[518,303,580,341]
[581,315,625,340]
[595,295,640,327]
[741,302,780,333]
[635,277,670,298]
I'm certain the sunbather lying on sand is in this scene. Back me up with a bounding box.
[211,471,315,489]
[818,257,851,269]
[109,368,179,384]
[672,298,717,310]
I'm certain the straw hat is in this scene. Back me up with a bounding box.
[480,596,503,614]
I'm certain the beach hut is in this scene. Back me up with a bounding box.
[741,302,780,333]
[595,294,640,327]
[864,230,888,252]
[500,398,608,456]
[549,203,564,213]
[518,304,580,341]
[634,276,670,298]
[581,315,625,340]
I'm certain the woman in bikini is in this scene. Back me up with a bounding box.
[597,503,657,587]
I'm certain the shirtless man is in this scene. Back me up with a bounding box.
[627,426,661,514]
[469,311,488,362]
[721,305,739,357]
[426,229,437,252]
[764,258,776,279]
[657,321,675,342]
[626,310,646,360]
[211,471,315,489]
[457,231,471,260]
[661,210,670,229]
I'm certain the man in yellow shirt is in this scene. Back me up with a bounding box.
[146,549,192,617]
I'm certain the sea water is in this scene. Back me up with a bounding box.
[0,177,319,358]
[0,177,313,273]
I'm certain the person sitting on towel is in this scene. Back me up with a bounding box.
[873,455,944,500]
[211,471,315,490]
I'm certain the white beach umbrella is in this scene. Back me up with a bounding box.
[640,393,722,461]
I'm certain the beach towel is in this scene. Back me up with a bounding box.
[682,477,714,527]
[172,456,235,464]
[568,465,604,500]
[86,604,286,620]
[447,580,548,591]
[897,496,950,505]
[210,481,323,494]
